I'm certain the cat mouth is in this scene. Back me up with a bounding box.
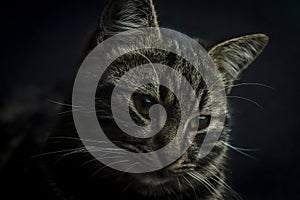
[131,165,195,188]
[115,142,196,179]
[131,156,196,187]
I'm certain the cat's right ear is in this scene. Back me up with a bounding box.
[97,0,159,42]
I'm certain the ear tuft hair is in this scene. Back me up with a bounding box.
[98,0,159,41]
[208,34,269,81]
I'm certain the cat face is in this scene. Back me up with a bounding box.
[60,0,268,198]
[95,49,213,191]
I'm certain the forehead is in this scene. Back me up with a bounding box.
[101,48,205,98]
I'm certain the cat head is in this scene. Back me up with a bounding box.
[96,0,268,86]
[91,0,268,197]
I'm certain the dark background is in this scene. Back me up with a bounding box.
[0,0,299,199]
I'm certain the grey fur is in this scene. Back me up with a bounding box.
[209,34,269,89]
[98,0,159,41]
[44,0,268,200]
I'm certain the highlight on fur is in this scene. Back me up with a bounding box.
[41,1,269,200]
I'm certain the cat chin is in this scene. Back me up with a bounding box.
[133,174,174,186]
[124,172,181,195]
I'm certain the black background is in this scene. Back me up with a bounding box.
[0,0,299,199]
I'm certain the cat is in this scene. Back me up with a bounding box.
[42,0,269,200]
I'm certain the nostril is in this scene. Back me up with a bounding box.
[167,153,196,174]
[167,163,196,174]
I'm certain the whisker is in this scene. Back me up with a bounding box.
[136,52,160,85]
[187,171,219,198]
[225,144,258,152]
[115,162,140,183]
[87,149,127,156]
[212,82,275,95]
[47,99,82,108]
[222,141,257,160]
[80,154,125,167]
[48,136,124,145]
[87,146,126,152]
[177,177,182,192]
[50,148,87,168]
[227,82,275,91]
[211,176,242,200]
[48,136,109,144]
[31,147,86,158]
[194,171,223,199]
[81,158,102,167]
[203,163,243,200]
[227,95,264,110]
[122,181,134,193]
[189,171,224,199]
[182,175,198,199]
[90,160,130,178]
[57,109,83,115]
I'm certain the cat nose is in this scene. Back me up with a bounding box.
[167,153,196,174]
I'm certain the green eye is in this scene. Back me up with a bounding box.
[189,115,211,130]
[133,94,156,118]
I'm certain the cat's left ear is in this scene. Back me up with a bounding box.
[97,0,159,42]
[208,34,269,90]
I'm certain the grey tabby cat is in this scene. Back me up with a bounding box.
[44,0,268,200]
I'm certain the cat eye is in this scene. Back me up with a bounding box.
[189,115,211,131]
[132,94,156,119]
